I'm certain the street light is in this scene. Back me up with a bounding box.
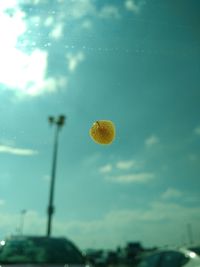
[46,114,66,237]
[20,209,26,235]
[187,223,193,245]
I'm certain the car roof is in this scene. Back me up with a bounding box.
[3,235,77,246]
[139,247,200,259]
[5,235,68,241]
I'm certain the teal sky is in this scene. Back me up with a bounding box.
[0,0,200,250]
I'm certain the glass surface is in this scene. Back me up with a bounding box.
[0,0,200,256]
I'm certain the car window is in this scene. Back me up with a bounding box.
[160,251,189,267]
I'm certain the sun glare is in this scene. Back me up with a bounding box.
[0,1,49,97]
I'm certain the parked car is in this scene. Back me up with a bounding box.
[0,235,87,266]
[85,249,105,266]
[188,246,200,256]
[136,248,200,267]
[85,249,118,267]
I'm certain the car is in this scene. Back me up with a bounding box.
[0,235,87,266]
[136,248,200,267]
[85,249,118,267]
[188,246,200,256]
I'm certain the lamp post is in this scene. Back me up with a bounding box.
[46,115,65,237]
[187,223,193,245]
[20,209,26,235]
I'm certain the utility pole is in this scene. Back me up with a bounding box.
[20,209,26,235]
[46,115,65,237]
[187,223,193,245]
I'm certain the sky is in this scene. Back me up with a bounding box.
[0,0,200,250]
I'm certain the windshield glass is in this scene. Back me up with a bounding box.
[0,0,199,261]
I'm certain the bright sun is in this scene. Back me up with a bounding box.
[0,1,51,97]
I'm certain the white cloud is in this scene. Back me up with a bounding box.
[1,45,67,97]
[30,15,41,26]
[0,0,19,12]
[44,16,54,27]
[0,49,46,95]
[1,201,200,249]
[0,3,26,51]
[0,199,5,206]
[26,75,68,97]
[99,164,112,174]
[116,160,136,170]
[107,172,154,184]
[0,2,69,98]
[0,145,38,156]
[50,23,64,40]
[66,0,96,19]
[81,19,93,29]
[147,201,199,222]
[66,52,85,72]
[0,0,144,100]
[19,0,47,4]
[32,0,46,4]
[145,135,159,147]
[51,203,200,247]
[22,0,123,22]
[0,210,46,237]
[0,139,16,147]
[125,0,142,14]
[99,5,120,19]
[161,188,183,200]
[194,126,200,135]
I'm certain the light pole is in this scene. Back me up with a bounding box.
[20,209,26,235]
[46,115,65,237]
[187,223,193,245]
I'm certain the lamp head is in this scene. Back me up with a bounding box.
[48,116,54,124]
[58,115,66,126]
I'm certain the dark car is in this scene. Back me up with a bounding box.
[0,235,87,267]
[136,248,200,267]
[188,246,200,256]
